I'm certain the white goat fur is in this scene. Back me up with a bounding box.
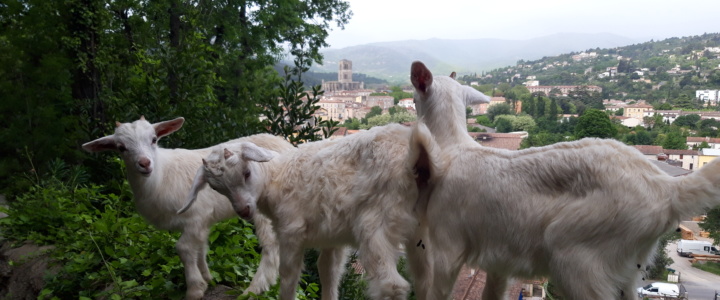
[183,123,440,300]
[82,117,292,299]
[408,61,720,300]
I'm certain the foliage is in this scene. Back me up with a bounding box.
[0,0,352,193]
[387,86,414,104]
[623,129,654,145]
[361,111,417,129]
[365,106,383,119]
[520,132,570,149]
[0,159,281,299]
[262,55,338,145]
[495,115,536,132]
[662,127,688,150]
[672,114,701,129]
[699,208,720,244]
[487,103,514,121]
[645,231,679,280]
[574,109,617,139]
[696,141,711,150]
[495,118,513,133]
[0,2,352,298]
[475,115,493,127]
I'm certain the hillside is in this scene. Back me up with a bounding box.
[310,32,639,82]
[467,32,720,103]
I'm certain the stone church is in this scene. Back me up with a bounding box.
[321,59,364,93]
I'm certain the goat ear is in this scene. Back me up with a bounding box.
[223,148,242,166]
[154,117,185,138]
[463,86,492,105]
[449,71,457,80]
[241,143,276,162]
[82,135,117,152]
[177,166,207,214]
[224,148,234,160]
[411,61,433,94]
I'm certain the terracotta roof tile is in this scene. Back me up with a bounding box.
[633,145,663,155]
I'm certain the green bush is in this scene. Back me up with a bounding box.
[1,159,278,299]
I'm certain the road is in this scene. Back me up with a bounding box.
[666,241,720,300]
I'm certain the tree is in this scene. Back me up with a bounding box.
[615,108,624,116]
[700,208,720,244]
[362,110,416,129]
[696,141,710,150]
[365,106,383,119]
[673,114,700,129]
[523,97,536,117]
[0,0,352,189]
[575,109,617,139]
[548,98,559,121]
[487,103,513,122]
[662,129,687,150]
[475,115,493,127]
[495,118,513,133]
[673,94,696,109]
[536,97,546,118]
[656,102,673,110]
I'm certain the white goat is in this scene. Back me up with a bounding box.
[408,61,720,299]
[82,116,292,299]
[181,123,439,300]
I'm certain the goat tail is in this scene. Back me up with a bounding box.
[677,157,720,216]
[409,120,444,219]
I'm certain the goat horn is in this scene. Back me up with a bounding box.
[115,121,122,127]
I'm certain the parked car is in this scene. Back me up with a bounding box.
[677,239,720,257]
[637,282,687,298]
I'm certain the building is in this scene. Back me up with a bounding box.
[698,148,720,169]
[470,97,508,115]
[317,99,346,121]
[663,149,699,171]
[623,103,653,119]
[526,85,602,96]
[696,89,719,104]
[633,145,664,160]
[321,59,364,93]
[366,95,394,110]
[398,98,415,110]
[686,137,720,150]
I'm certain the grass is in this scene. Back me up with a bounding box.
[691,261,720,276]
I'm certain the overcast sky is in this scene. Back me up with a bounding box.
[325,0,720,49]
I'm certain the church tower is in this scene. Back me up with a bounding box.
[338,59,352,83]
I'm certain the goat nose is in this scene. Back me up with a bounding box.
[138,157,151,168]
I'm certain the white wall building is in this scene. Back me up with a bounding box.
[696,90,719,104]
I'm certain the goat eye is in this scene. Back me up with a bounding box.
[151,137,158,144]
[244,171,251,180]
[118,145,127,152]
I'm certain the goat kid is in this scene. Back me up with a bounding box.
[409,61,720,299]
[83,116,291,299]
[181,123,441,300]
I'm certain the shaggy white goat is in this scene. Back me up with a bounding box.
[408,61,720,299]
[82,116,293,299]
[180,123,439,300]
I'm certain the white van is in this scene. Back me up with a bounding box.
[637,282,685,298]
[677,239,720,257]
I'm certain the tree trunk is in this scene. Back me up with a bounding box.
[168,0,181,105]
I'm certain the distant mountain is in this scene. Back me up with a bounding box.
[311,33,640,83]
